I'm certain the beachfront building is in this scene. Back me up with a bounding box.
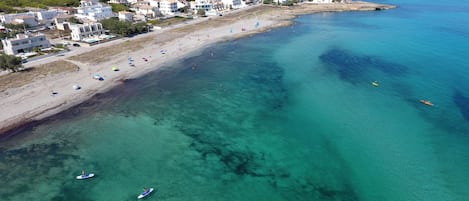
[75,0,114,22]
[12,16,39,27]
[70,23,105,41]
[108,0,129,3]
[0,13,36,24]
[176,0,189,10]
[55,14,75,30]
[310,0,333,3]
[36,10,61,21]
[221,0,243,9]
[51,7,77,15]
[1,33,50,55]
[156,0,179,15]
[211,0,224,11]
[132,4,159,18]
[118,11,134,21]
[35,10,64,28]
[193,0,213,12]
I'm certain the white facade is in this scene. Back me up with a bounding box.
[54,14,74,30]
[0,13,35,24]
[176,0,187,9]
[158,0,178,15]
[75,0,114,21]
[1,33,50,55]
[221,0,243,9]
[13,16,38,27]
[70,23,105,41]
[310,0,333,3]
[147,0,178,15]
[133,5,159,18]
[149,0,160,7]
[118,11,134,21]
[36,10,61,21]
[108,0,129,3]
[193,0,213,11]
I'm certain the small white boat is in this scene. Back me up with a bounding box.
[138,188,154,199]
[73,84,81,90]
[76,173,95,180]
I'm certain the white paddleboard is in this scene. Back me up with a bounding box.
[138,188,154,199]
[76,173,95,180]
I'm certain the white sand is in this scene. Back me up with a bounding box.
[0,3,395,134]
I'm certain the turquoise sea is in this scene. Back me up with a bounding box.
[1,0,469,200]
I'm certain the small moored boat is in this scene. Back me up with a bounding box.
[371,81,379,87]
[420,100,434,106]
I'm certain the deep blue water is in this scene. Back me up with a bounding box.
[1,0,468,200]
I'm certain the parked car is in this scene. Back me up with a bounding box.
[73,43,80,47]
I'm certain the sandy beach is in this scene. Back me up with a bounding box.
[0,2,395,136]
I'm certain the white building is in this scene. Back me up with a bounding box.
[193,0,213,11]
[75,0,114,21]
[36,10,61,21]
[311,0,333,3]
[132,5,159,18]
[108,0,129,3]
[158,0,178,15]
[176,0,188,10]
[221,0,243,9]
[13,16,39,27]
[54,14,75,30]
[70,23,105,41]
[1,33,50,55]
[118,11,134,21]
[0,13,35,24]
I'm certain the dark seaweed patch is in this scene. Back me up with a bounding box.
[319,48,406,84]
[453,90,469,122]
[438,26,469,38]
[51,184,94,201]
[0,140,80,200]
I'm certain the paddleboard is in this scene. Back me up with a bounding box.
[138,188,154,199]
[76,173,95,180]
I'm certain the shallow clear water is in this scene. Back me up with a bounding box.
[1,0,469,201]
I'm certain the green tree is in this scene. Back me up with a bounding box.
[32,47,41,53]
[0,0,79,13]
[100,18,149,36]
[68,17,81,24]
[4,23,29,32]
[111,4,129,13]
[178,7,188,13]
[0,54,23,72]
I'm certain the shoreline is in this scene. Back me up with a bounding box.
[0,2,395,137]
